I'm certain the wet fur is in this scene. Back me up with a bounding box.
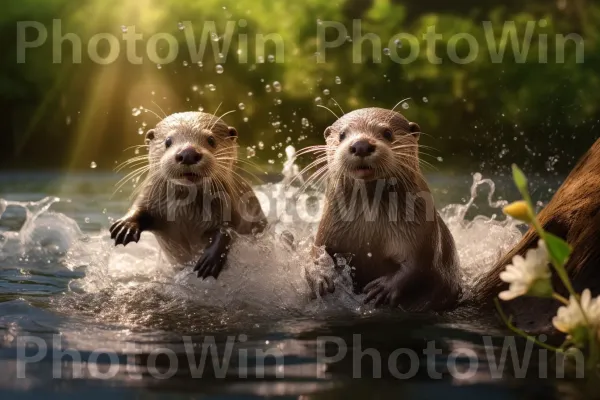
[311,108,461,312]
[111,112,266,269]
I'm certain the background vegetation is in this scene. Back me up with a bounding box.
[1,0,599,176]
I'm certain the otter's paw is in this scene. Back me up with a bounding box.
[110,218,141,246]
[305,268,335,299]
[363,276,402,307]
[194,247,227,280]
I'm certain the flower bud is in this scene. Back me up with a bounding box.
[503,201,533,223]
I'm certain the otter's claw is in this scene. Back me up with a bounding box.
[363,276,402,307]
[305,269,335,299]
[110,219,141,247]
[194,245,227,280]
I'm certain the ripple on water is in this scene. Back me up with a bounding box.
[0,168,524,338]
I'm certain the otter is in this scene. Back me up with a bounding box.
[109,112,266,279]
[473,138,600,331]
[306,108,461,312]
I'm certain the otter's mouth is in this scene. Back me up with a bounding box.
[351,165,375,179]
[173,172,202,184]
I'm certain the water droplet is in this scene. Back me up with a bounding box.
[267,54,275,63]
[257,55,265,63]
[367,252,372,258]
[85,217,90,223]
[132,108,141,117]
[258,141,265,150]
[422,97,428,103]
[192,85,199,92]
[90,161,97,169]
[394,38,402,48]
[211,32,219,42]
[178,22,185,31]
[197,61,203,68]
[401,102,409,110]
[335,76,341,84]
[273,81,282,92]
[383,48,390,55]
[66,116,72,126]
[301,118,309,127]
[314,97,323,105]
[265,84,272,93]
[156,64,162,70]
[215,65,224,74]
[323,89,330,96]
[268,159,275,164]
[248,92,253,97]
[243,117,249,122]
[238,103,245,110]
[183,60,188,67]
[437,157,443,162]
[207,84,216,92]
[121,25,128,33]
[138,128,144,135]
[246,147,256,158]
[274,98,282,105]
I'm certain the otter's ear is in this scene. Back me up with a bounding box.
[228,127,238,140]
[408,122,421,140]
[145,129,156,145]
[324,126,332,139]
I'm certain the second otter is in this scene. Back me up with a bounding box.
[307,108,461,311]
[110,112,266,279]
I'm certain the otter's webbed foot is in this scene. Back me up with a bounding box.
[194,229,232,280]
[306,249,336,299]
[363,269,408,308]
[110,209,152,247]
[305,269,335,299]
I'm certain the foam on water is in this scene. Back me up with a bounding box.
[0,148,524,334]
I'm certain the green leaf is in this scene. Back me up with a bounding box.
[545,233,572,266]
[512,164,529,196]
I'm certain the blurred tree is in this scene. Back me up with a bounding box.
[0,0,598,178]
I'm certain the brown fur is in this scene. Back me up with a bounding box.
[474,138,600,331]
[110,112,266,275]
[309,108,461,312]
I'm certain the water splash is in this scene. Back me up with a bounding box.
[440,173,522,287]
[0,171,522,332]
[281,145,303,187]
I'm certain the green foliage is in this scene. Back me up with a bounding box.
[0,0,599,171]
[511,164,529,198]
[500,164,600,372]
[545,232,572,268]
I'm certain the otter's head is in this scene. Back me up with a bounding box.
[324,108,421,182]
[145,112,238,185]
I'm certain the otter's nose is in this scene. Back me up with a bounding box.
[350,140,376,157]
[175,147,202,165]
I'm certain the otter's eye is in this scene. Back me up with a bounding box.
[339,132,347,141]
[383,129,393,141]
[207,136,216,148]
[165,137,173,148]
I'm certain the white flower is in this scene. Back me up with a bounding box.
[552,289,600,337]
[498,240,552,301]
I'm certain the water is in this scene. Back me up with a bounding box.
[0,161,587,398]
